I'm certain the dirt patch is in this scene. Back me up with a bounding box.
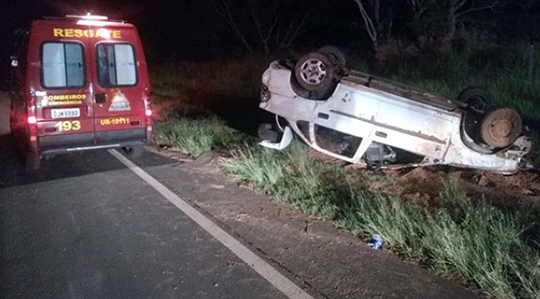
[309,146,540,211]
[387,167,540,206]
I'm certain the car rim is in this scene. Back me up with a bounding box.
[300,59,327,85]
[489,119,513,139]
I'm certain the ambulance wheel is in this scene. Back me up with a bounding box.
[122,146,143,158]
[480,108,522,148]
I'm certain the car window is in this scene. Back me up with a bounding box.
[42,42,85,88]
[96,43,137,87]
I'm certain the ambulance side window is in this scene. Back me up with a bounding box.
[42,42,85,88]
[96,43,137,87]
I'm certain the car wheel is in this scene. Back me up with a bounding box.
[458,87,494,111]
[317,45,347,69]
[122,146,143,158]
[293,52,337,100]
[480,108,522,148]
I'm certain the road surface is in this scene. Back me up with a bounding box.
[0,98,480,299]
[0,146,298,298]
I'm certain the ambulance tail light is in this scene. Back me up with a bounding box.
[27,114,39,144]
[144,88,152,118]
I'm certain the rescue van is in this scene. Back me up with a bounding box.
[9,14,152,169]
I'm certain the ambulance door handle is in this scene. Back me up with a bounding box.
[95,93,106,104]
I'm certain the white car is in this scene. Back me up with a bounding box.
[258,47,531,173]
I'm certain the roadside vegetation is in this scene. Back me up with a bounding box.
[153,108,249,157]
[150,44,540,298]
[349,43,540,124]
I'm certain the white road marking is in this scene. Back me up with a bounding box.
[109,149,315,299]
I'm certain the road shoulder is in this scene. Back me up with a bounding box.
[142,148,481,299]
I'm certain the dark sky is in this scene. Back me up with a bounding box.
[0,0,358,89]
[0,0,251,53]
[0,0,211,88]
[1,0,534,90]
[0,0,163,47]
[1,0,155,26]
[0,0,348,58]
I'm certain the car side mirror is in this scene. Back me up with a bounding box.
[10,55,18,67]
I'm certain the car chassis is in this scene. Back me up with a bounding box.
[258,49,532,174]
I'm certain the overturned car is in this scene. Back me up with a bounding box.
[258,47,531,173]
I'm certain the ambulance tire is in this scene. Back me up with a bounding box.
[122,146,144,158]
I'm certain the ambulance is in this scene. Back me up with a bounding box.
[9,14,152,169]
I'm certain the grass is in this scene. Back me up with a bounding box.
[219,141,540,299]
[153,106,251,157]
[151,45,540,298]
[365,43,540,122]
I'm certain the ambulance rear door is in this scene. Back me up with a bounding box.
[87,23,148,146]
[32,20,96,152]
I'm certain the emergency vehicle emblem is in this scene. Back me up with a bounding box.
[109,91,131,111]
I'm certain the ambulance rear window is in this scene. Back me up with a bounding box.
[96,43,137,87]
[42,42,85,88]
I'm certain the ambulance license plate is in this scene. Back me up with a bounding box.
[51,108,80,119]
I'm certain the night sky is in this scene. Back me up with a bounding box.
[0,0,537,90]
[0,0,353,76]
[0,0,225,88]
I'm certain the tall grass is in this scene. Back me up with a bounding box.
[220,142,344,217]
[219,141,540,299]
[153,107,250,157]
[349,43,540,122]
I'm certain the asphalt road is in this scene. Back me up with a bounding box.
[0,142,294,299]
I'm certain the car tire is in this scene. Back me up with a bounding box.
[293,52,338,101]
[317,45,347,69]
[122,146,143,158]
[480,108,522,148]
[458,87,494,112]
